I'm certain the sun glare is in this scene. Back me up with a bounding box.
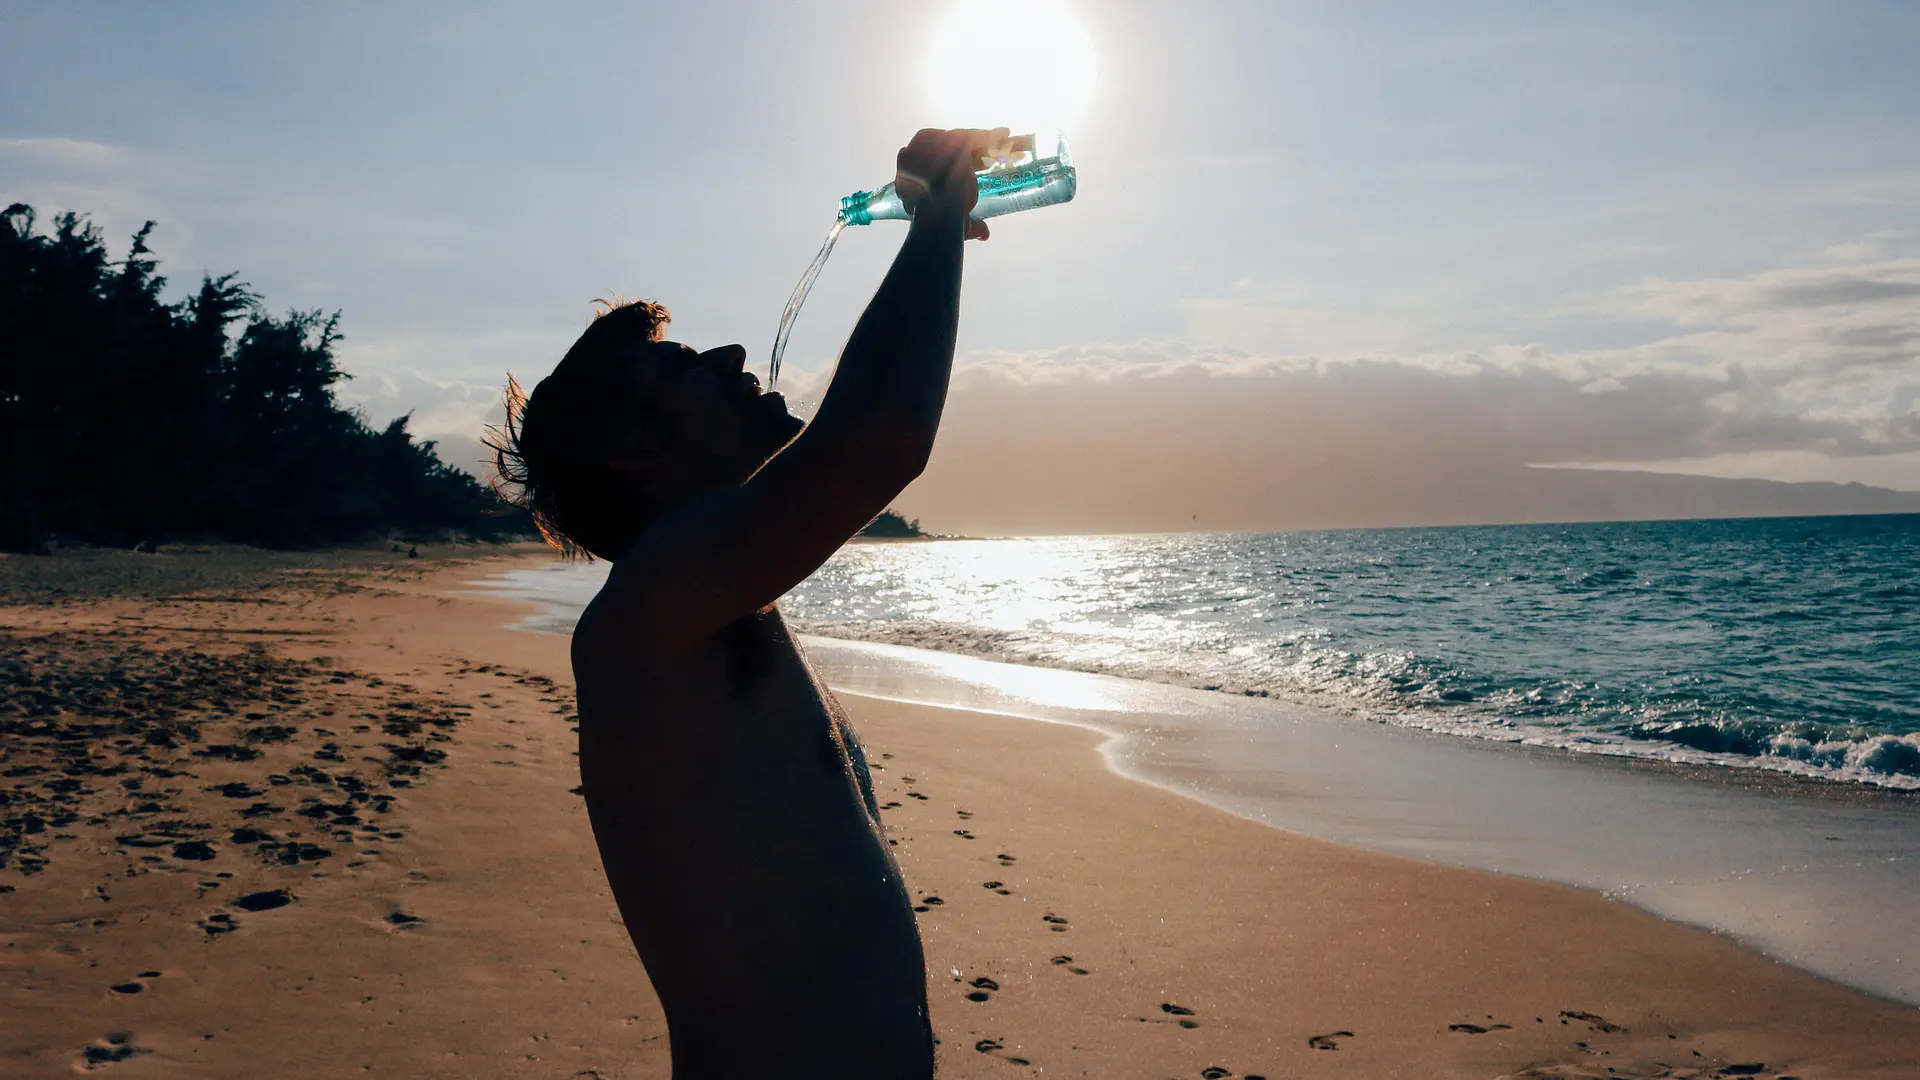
[925,0,1096,137]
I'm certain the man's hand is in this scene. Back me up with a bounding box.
[894,128,1006,242]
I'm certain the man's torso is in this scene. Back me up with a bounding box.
[571,600,932,1077]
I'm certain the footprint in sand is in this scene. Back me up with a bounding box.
[996,852,1017,865]
[881,801,902,809]
[197,912,238,936]
[1050,955,1089,975]
[1042,913,1070,931]
[1559,1009,1626,1033]
[80,1032,148,1068]
[965,976,997,1003]
[232,889,293,913]
[971,1037,1030,1066]
[982,880,1013,895]
[1156,1003,1202,1028]
[1307,1030,1353,1050]
[955,810,973,819]
[913,896,945,913]
[1448,1022,1512,1034]
[906,792,929,801]
[384,911,423,928]
[952,829,975,839]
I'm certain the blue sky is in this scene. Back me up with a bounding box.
[5,0,1919,522]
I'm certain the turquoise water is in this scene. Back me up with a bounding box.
[777,515,1920,787]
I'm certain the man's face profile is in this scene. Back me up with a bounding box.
[609,339,805,490]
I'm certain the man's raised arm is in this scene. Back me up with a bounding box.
[605,129,1001,641]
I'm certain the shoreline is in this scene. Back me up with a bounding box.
[449,555,1920,1075]
[786,622,1920,796]
[3,546,1916,1078]
[810,631,1920,806]
[796,634,1920,1008]
[464,558,1920,796]
[463,553,1920,1007]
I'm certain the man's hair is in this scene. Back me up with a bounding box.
[486,298,673,562]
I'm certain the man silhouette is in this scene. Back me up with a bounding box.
[490,129,1001,1078]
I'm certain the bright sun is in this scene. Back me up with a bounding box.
[925,0,1096,137]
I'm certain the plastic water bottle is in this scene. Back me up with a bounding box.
[769,132,1078,390]
[836,131,1078,226]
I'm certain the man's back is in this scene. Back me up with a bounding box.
[572,603,933,1077]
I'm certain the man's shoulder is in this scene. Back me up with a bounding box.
[573,558,769,667]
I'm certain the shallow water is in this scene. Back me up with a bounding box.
[456,555,1920,1003]
[762,516,1920,787]
[800,636,1920,1006]
[485,516,1919,787]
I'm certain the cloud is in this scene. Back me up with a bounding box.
[0,136,129,169]
[1613,259,1920,324]
[333,256,1920,531]
[888,345,1920,533]
[334,362,513,478]
[859,256,1920,532]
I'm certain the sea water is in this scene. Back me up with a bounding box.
[478,514,1920,790]
[768,133,1077,391]
[464,513,1920,1003]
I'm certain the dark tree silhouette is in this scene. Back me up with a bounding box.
[0,204,532,552]
[858,509,924,538]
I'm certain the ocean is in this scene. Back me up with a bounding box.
[476,514,1920,789]
[465,513,1920,1001]
[785,514,1920,788]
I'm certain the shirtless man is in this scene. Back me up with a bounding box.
[488,129,1000,1078]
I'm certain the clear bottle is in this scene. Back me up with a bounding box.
[836,131,1077,226]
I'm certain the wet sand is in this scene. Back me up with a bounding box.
[2,547,1916,1078]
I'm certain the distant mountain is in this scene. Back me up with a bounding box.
[1480,468,1920,527]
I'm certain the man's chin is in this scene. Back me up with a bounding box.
[757,410,807,458]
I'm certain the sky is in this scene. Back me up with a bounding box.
[5,0,1919,531]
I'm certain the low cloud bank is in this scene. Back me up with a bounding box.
[345,256,1920,533]
[896,350,1919,534]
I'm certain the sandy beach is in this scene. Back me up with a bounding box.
[4,547,1917,1079]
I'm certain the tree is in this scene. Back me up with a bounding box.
[859,509,924,538]
[0,204,532,552]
